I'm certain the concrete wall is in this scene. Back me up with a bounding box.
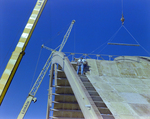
[86,56,150,119]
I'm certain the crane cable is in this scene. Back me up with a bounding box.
[90,25,122,54]
[121,0,125,25]
[120,0,150,55]
[97,25,150,56]
[97,25,123,54]
[43,23,70,46]
[29,22,73,89]
[29,48,42,91]
[89,0,124,54]
[74,25,76,54]
[122,0,123,14]
[29,43,62,91]
[90,0,150,56]
[123,25,150,55]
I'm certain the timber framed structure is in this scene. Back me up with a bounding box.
[47,51,150,119]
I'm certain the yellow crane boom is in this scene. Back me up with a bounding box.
[0,0,47,105]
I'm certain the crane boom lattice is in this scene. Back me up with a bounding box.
[29,52,53,96]
[18,20,75,119]
[59,20,75,52]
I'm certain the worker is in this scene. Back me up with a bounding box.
[77,57,87,75]
[121,13,125,25]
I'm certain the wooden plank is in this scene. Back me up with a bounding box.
[51,109,82,112]
[50,117,84,119]
[97,107,112,114]
[55,87,73,94]
[52,101,78,104]
[52,93,74,96]
[53,85,71,88]
[54,95,77,103]
[53,103,81,110]
[108,42,140,46]
[53,111,84,118]
[57,79,70,86]
[102,115,115,119]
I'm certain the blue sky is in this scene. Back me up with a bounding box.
[0,0,150,119]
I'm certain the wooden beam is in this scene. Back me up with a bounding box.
[51,109,82,112]
[108,42,140,46]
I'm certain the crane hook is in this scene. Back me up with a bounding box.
[121,13,125,25]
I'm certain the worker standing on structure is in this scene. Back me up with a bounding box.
[77,57,87,75]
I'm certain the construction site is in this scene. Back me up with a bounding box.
[0,0,150,119]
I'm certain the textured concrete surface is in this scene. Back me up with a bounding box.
[86,56,150,119]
